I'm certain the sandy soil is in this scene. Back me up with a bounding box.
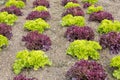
[0,0,120,80]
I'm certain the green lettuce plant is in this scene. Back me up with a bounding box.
[61,14,85,27]
[110,56,120,79]
[13,50,52,74]
[110,56,120,68]
[64,2,80,9]
[66,40,102,60]
[98,19,120,34]
[5,0,25,8]
[33,6,48,12]
[82,0,98,4]
[112,69,120,80]
[87,5,103,14]
[24,18,50,33]
[0,35,8,51]
[0,12,17,26]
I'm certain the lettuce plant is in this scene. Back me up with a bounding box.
[0,12,17,25]
[13,50,52,74]
[0,35,8,51]
[62,7,84,16]
[98,19,120,34]
[89,11,114,22]
[110,56,120,79]
[61,0,78,6]
[26,11,50,20]
[82,0,98,4]
[33,6,47,12]
[87,5,103,14]
[64,2,80,9]
[65,26,94,42]
[61,14,85,27]
[14,74,38,80]
[33,0,50,8]
[110,56,120,68]
[1,6,22,16]
[0,23,12,39]
[112,69,120,80]
[66,60,107,80]
[66,40,102,60]
[99,32,120,54]
[83,2,91,8]
[22,31,51,51]
[5,0,25,8]
[24,18,50,33]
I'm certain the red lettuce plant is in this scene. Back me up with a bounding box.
[0,23,12,39]
[99,32,120,54]
[61,0,78,6]
[1,6,22,16]
[66,60,107,80]
[89,11,114,22]
[14,74,38,80]
[83,2,91,8]
[65,26,94,42]
[33,0,50,8]
[62,7,84,16]
[22,31,51,51]
[26,11,50,20]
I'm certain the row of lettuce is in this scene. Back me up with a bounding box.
[0,0,52,80]
[0,0,26,51]
[14,1,53,80]
[15,0,53,79]
[61,0,120,80]
[0,0,26,49]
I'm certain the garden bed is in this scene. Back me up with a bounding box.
[0,0,120,80]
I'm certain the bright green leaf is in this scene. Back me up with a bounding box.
[87,5,103,14]
[66,40,102,60]
[24,18,50,33]
[0,35,8,51]
[98,19,120,34]
[64,2,80,9]
[13,50,52,74]
[82,0,98,4]
[5,0,25,8]
[33,6,48,12]
[61,14,85,27]
[0,12,17,26]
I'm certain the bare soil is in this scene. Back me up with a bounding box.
[0,0,120,80]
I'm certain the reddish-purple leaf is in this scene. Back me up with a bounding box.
[66,60,107,80]
[1,6,22,16]
[22,31,51,51]
[83,2,91,8]
[89,11,114,22]
[65,26,94,42]
[14,74,38,80]
[62,7,84,16]
[0,23,12,39]
[26,11,50,20]
[33,0,50,8]
[61,0,78,6]
[99,32,120,54]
